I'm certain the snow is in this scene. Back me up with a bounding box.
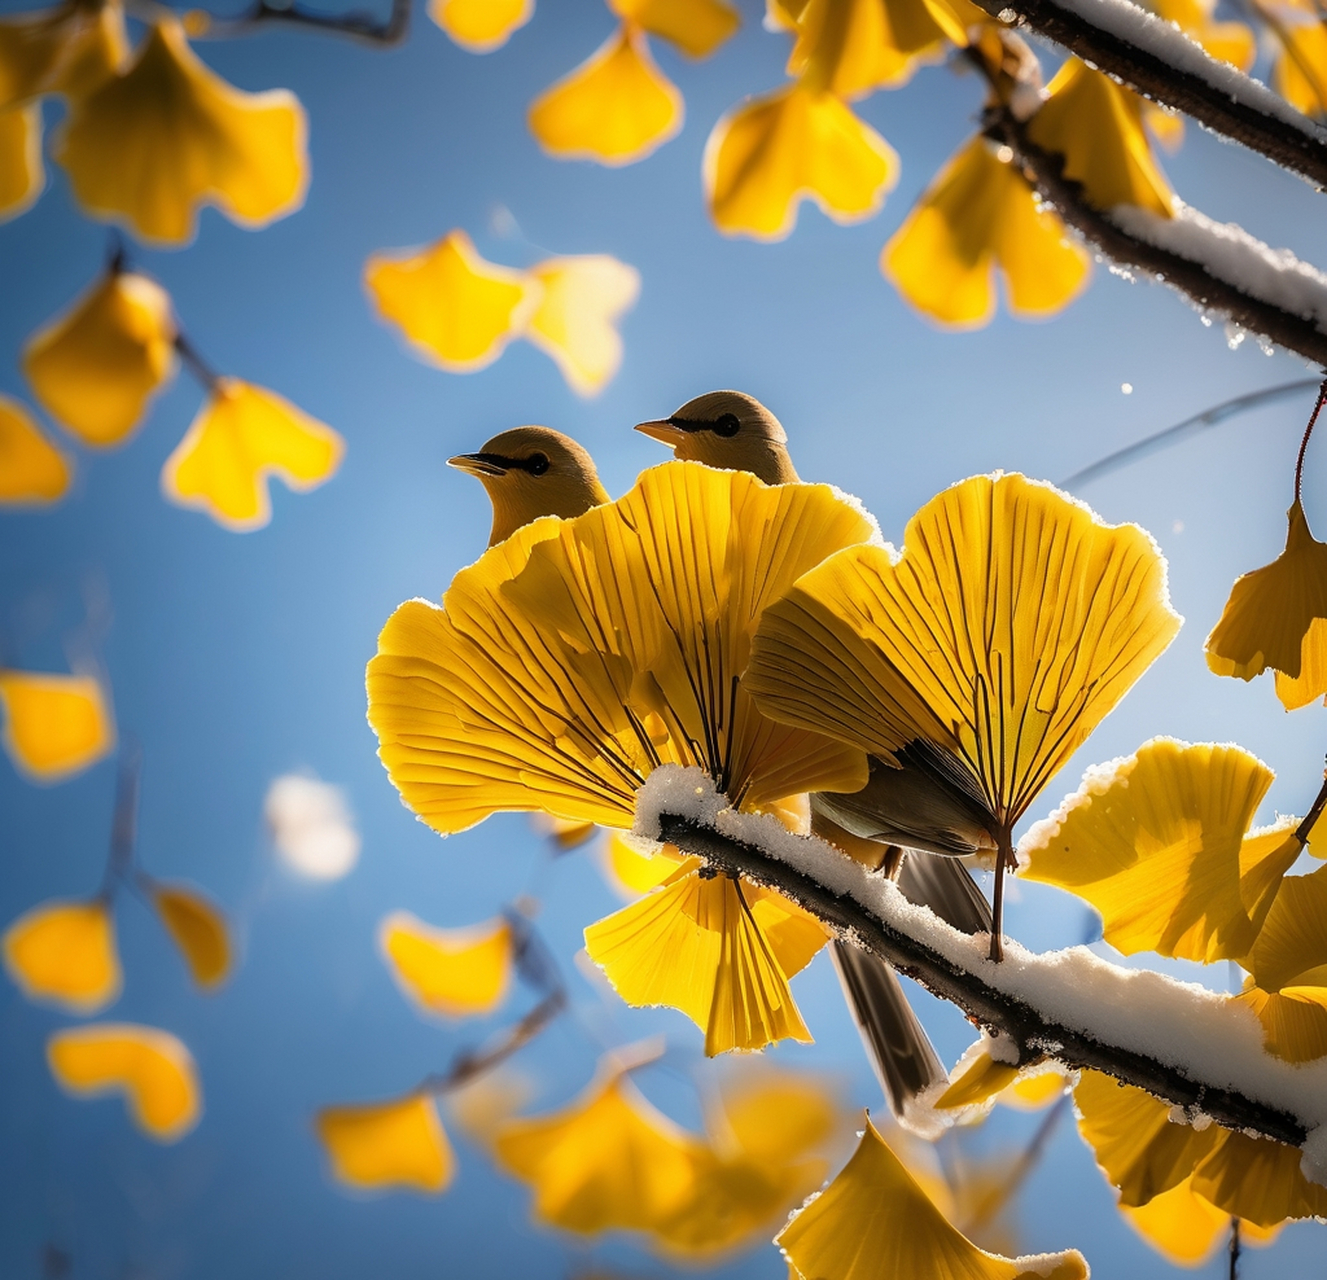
[635,767,1327,1184]
[1110,201,1327,336]
[265,773,360,880]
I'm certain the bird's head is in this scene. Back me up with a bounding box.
[635,390,799,486]
[448,425,610,547]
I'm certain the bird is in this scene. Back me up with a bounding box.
[448,425,610,548]
[636,390,998,1130]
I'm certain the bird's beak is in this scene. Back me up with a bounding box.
[634,419,688,447]
[448,452,507,477]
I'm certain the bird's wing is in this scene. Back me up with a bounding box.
[897,851,992,935]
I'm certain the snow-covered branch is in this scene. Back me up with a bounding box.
[986,108,1327,367]
[968,0,1327,187]
[636,769,1327,1169]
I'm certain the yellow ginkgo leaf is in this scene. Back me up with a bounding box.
[428,0,531,51]
[161,379,343,532]
[714,1067,840,1164]
[56,18,307,245]
[0,669,113,782]
[537,813,599,850]
[1272,5,1327,118]
[0,101,42,220]
[584,861,821,1055]
[493,1069,706,1233]
[523,254,640,396]
[599,831,683,898]
[1026,58,1174,216]
[776,1118,1089,1280]
[1122,1176,1278,1267]
[316,1093,455,1193]
[0,395,71,506]
[1020,739,1302,963]
[1190,1127,1327,1227]
[153,883,230,989]
[3,897,121,1013]
[1002,1068,1069,1111]
[24,268,176,447]
[609,0,739,57]
[528,23,682,166]
[364,229,538,372]
[1145,0,1254,70]
[703,82,898,241]
[0,0,127,107]
[1206,500,1327,710]
[934,1048,1019,1111]
[379,910,513,1018]
[749,473,1181,834]
[882,136,1090,328]
[48,1023,201,1141]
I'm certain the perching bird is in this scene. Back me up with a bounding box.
[637,390,997,1129]
[448,425,610,547]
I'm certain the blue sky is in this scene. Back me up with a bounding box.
[3,1,1327,1275]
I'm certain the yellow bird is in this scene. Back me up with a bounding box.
[636,389,996,1128]
[448,425,610,547]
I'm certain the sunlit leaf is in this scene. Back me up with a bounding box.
[599,831,683,898]
[528,24,681,166]
[609,0,739,57]
[935,1048,1019,1111]
[0,101,42,220]
[704,83,898,241]
[316,1093,455,1193]
[776,1118,1089,1280]
[882,137,1089,329]
[1144,0,1253,70]
[379,910,513,1018]
[57,18,307,245]
[1122,1176,1277,1267]
[428,0,531,51]
[0,669,113,782]
[364,229,538,372]
[47,1023,201,1141]
[161,378,343,532]
[153,883,230,989]
[1192,1127,1327,1227]
[24,268,176,447]
[1271,4,1327,118]
[0,0,127,106]
[3,897,121,1013]
[0,395,71,506]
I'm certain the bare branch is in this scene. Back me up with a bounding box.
[200,0,409,45]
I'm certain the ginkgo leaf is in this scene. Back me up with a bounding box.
[703,83,898,241]
[536,813,599,850]
[599,831,683,898]
[882,136,1090,329]
[1205,500,1327,710]
[0,101,42,220]
[1190,1127,1327,1227]
[1144,0,1254,70]
[161,379,343,532]
[0,669,113,782]
[56,18,307,245]
[528,24,682,166]
[712,1065,841,1163]
[153,883,230,989]
[584,862,820,1054]
[379,910,513,1018]
[749,473,1181,831]
[1122,1176,1278,1267]
[0,395,71,506]
[1025,58,1174,216]
[935,1048,1019,1111]
[523,254,640,396]
[316,1093,455,1193]
[493,1069,706,1233]
[0,0,127,107]
[364,229,538,372]
[1020,739,1302,962]
[24,268,176,447]
[1272,6,1327,117]
[429,0,531,51]
[3,897,121,1013]
[776,1118,1089,1280]
[609,0,739,57]
[47,1023,201,1141]
[368,462,871,836]
[935,1042,1069,1114]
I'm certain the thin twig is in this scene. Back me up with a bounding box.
[100,743,142,898]
[1293,378,1327,503]
[1229,1215,1242,1280]
[200,0,409,45]
[173,333,222,392]
[421,989,567,1096]
[958,1091,1071,1234]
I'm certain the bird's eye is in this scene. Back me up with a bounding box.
[527,452,550,476]
[713,413,740,437]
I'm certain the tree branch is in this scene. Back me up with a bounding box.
[965,0,1327,187]
[200,0,409,45]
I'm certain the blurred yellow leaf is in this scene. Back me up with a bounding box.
[1190,1127,1327,1227]
[429,0,531,51]
[598,831,683,898]
[935,1048,1019,1110]
[379,910,513,1018]
[704,82,898,241]
[161,378,343,532]
[47,1022,201,1141]
[0,0,127,106]
[365,228,537,372]
[1144,0,1254,70]
[57,18,307,245]
[0,669,113,782]
[1123,1176,1278,1267]
[0,395,71,506]
[529,24,681,166]
[3,897,121,1013]
[317,1093,455,1193]
[609,0,739,57]
[1271,4,1327,117]
[882,136,1089,328]
[524,255,640,396]
[24,268,176,447]
[0,101,42,220]
[153,883,230,989]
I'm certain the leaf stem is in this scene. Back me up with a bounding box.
[1293,379,1327,506]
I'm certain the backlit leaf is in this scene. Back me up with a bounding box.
[317,1093,455,1193]
[379,910,513,1018]
[429,0,531,50]
[153,883,230,989]
[3,897,121,1013]
[0,101,42,220]
[0,669,113,782]
[0,395,71,506]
